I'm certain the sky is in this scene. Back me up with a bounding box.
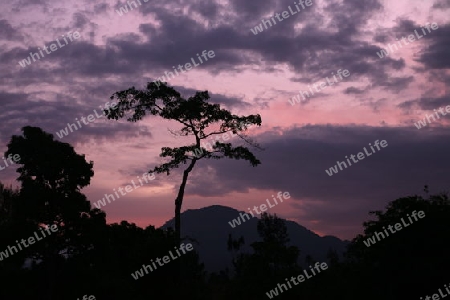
[1,0,449,240]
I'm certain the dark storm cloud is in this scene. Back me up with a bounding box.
[25,0,379,78]
[397,100,415,110]
[0,90,151,148]
[373,33,389,43]
[375,76,414,93]
[92,3,110,14]
[2,0,416,97]
[184,125,450,236]
[0,20,22,41]
[398,96,450,112]
[72,12,91,28]
[324,0,382,36]
[204,92,253,110]
[344,87,366,94]
[393,18,419,33]
[417,24,450,69]
[221,0,409,93]
[129,84,255,110]
[385,19,450,69]
[228,0,277,18]
[433,0,450,9]
[46,40,140,76]
[10,0,48,12]
[191,0,220,19]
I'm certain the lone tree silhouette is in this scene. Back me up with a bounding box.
[104,82,262,242]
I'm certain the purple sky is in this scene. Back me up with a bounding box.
[1,0,450,240]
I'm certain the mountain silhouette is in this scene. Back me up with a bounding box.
[161,205,348,273]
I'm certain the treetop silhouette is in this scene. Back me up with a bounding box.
[5,126,94,225]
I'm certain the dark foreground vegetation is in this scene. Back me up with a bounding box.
[1,126,448,299]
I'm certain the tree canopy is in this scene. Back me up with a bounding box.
[104,82,263,242]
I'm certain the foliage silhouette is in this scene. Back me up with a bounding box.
[5,126,94,225]
[231,213,301,299]
[3,127,101,300]
[344,190,450,300]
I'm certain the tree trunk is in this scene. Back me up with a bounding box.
[174,158,197,244]
[173,158,197,295]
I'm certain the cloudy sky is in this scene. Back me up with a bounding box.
[1,0,449,240]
